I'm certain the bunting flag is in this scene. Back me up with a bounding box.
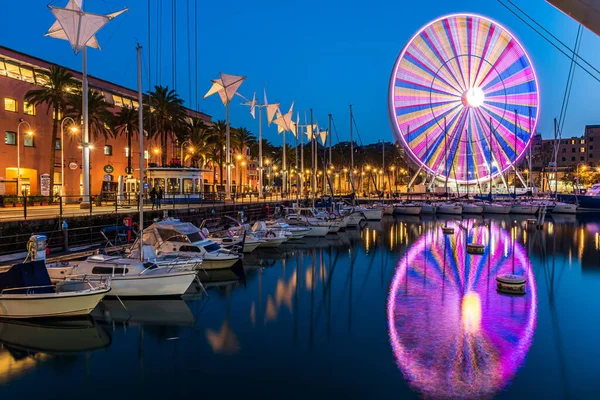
[319,129,328,145]
[242,91,257,119]
[47,1,128,54]
[204,73,246,105]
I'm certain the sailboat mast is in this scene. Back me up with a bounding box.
[466,129,469,199]
[137,43,145,261]
[444,117,448,195]
[489,117,493,197]
[514,109,518,197]
[310,108,315,202]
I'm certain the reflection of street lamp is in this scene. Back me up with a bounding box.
[17,119,33,196]
[60,117,78,202]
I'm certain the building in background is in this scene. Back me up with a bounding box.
[0,45,211,199]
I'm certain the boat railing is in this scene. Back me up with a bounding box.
[1,277,108,295]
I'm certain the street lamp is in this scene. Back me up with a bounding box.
[576,163,587,192]
[60,117,78,203]
[17,119,33,196]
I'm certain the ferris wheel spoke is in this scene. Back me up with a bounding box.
[418,32,467,95]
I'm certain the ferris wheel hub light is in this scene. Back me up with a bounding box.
[464,87,485,107]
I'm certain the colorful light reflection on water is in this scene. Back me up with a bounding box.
[387,220,537,399]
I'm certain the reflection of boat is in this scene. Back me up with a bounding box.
[387,220,537,399]
[0,318,110,354]
[91,299,196,326]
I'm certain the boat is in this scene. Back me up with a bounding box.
[140,220,241,269]
[551,202,577,214]
[264,219,310,239]
[249,221,289,248]
[436,202,462,215]
[284,208,333,237]
[510,202,539,215]
[393,203,423,215]
[482,203,512,214]
[383,204,394,215]
[47,254,197,298]
[359,207,383,221]
[0,261,110,318]
[462,203,483,214]
[420,203,436,215]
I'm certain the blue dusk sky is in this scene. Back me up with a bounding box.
[2,0,599,146]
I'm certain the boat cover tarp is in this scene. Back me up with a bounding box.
[0,261,53,294]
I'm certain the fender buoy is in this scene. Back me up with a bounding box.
[266,230,276,238]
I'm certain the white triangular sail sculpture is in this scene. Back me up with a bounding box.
[243,92,257,119]
[47,2,127,54]
[319,130,328,145]
[273,102,294,133]
[204,73,246,105]
[305,124,317,140]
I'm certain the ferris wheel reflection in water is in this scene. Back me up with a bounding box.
[387,219,537,399]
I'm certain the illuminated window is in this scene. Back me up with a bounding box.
[132,100,139,109]
[20,67,34,83]
[104,145,113,156]
[581,147,586,153]
[580,139,586,144]
[52,109,63,120]
[144,150,149,160]
[23,101,35,115]
[5,62,20,79]
[125,147,130,157]
[0,61,6,76]
[55,138,61,150]
[4,98,17,112]
[24,135,34,147]
[571,139,575,145]
[113,95,124,108]
[5,131,16,145]
[122,98,132,108]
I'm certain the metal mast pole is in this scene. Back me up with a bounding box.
[295,122,299,206]
[283,128,287,197]
[81,47,91,208]
[328,114,332,166]
[137,44,145,261]
[382,139,385,193]
[350,104,354,202]
[528,107,533,190]
[226,101,231,199]
[310,109,315,201]
[444,117,448,195]
[259,106,263,199]
[489,117,493,197]
[301,112,305,196]
[514,109,518,197]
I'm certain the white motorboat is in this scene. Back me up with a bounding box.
[140,220,241,269]
[211,235,264,253]
[285,209,334,236]
[462,203,484,214]
[393,203,422,215]
[47,254,197,297]
[510,203,539,215]
[436,203,463,215]
[343,212,363,228]
[264,219,310,239]
[0,261,110,318]
[482,203,512,214]
[250,221,289,248]
[551,202,577,214]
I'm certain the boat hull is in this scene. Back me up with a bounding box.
[362,209,383,220]
[305,226,329,237]
[462,205,483,214]
[0,289,109,319]
[107,271,196,297]
[437,205,462,215]
[510,205,539,214]
[483,205,511,214]
[393,206,422,215]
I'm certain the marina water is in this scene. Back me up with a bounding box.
[0,215,599,399]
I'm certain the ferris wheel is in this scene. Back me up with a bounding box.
[388,14,540,184]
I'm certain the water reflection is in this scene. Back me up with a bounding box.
[387,220,537,399]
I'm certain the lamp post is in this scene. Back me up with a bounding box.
[17,120,33,196]
[60,117,78,203]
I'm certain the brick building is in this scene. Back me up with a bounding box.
[0,45,212,198]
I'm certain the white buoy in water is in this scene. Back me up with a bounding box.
[467,243,485,254]
[496,273,526,295]
[442,226,454,234]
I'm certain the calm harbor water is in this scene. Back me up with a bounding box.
[1,215,600,399]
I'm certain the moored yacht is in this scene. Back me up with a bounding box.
[436,202,462,215]
[393,203,423,215]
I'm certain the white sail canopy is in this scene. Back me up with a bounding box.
[319,129,328,145]
[273,102,294,133]
[204,73,246,105]
[47,1,128,54]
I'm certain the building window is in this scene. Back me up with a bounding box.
[591,146,594,150]
[23,101,35,115]
[572,148,575,153]
[580,156,585,161]
[590,154,594,159]
[55,138,61,150]
[24,135,34,147]
[581,147,586,153]
[580,139,586,144]
[5,62,20,79]
[4,98,17,112]
[590,137,594,142]
[5,131,16,145]
[20,67,34,83]
[571,139,575,145]
[125,147,130,157]
[52,109,63,120]
[0,60,6,76]
[562,148,566,153]
[104,145,113,156]
[144,150,149,160]
[113,95,124,108]
[122,98,132,108]
[561,157,566,162]
[571,157,575,161]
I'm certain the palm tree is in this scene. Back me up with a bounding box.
[24,66,78,198]
[189,118,214,167]
[112,106,139,173]
[233,127,256,192]
[65,89,113,141]
[145,85,187,165]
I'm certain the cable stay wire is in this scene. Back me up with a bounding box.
[558,25,583,137]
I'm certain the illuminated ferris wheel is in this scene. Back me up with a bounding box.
[388,14,540,184]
